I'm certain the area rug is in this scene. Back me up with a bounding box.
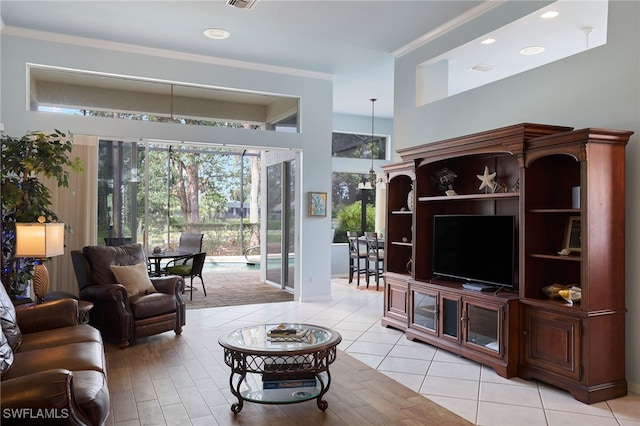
[184,270,293,309]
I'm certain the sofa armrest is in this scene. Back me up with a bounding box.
[151,275,184,295]
[16,299,79,333]
[1,369,78,424]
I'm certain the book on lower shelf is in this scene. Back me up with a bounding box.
[262,378,318,389]
[263,360,312,374]
[262,368,315,381]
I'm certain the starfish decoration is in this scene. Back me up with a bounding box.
[477,166,497,192]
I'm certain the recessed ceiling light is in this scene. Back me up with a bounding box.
[519,46,545,56]
[481,38,496,45]
[541,11,559,19]
[203,28,231,40]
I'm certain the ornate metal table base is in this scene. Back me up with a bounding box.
[219,324,341,414]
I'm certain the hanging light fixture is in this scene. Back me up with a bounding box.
[358,98,377,190]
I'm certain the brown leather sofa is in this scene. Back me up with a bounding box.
[0,282,110,425]
[71,243,185,348]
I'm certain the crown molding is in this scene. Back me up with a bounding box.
[0,25,333,81]
[393,1,505,58]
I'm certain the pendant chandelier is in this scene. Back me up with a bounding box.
[358,98,377,190]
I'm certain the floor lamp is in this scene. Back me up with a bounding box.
[15,220,65,304]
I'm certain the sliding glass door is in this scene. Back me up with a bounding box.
[97,140,261,260]
[265,160,295,291]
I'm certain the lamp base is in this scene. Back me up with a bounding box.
[33,263,50,304]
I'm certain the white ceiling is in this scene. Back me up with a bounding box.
[0,1,607,119]
[0,0,491,119]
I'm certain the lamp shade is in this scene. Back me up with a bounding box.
[15,223,65,258]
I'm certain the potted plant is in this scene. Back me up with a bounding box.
[0,130,83,298]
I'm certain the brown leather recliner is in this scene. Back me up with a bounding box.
[71,243,185,348]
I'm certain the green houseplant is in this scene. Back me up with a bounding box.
[0,130,82,298]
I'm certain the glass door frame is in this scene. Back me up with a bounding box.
[265,159,295,291]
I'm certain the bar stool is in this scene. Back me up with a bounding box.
[365,232,384,290]
[347,231,367,286]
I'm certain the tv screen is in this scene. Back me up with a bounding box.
[433,215,516,288]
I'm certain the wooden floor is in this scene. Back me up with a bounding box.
[104,334,470,425]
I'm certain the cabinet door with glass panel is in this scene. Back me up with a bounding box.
[410,283,438,336]
[462,299,504,358]
[409,284,461,344]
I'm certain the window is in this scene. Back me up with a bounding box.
[29,65,300,132]
[331,172,376,243]
[416,0,608,105]
[332,132,386,160]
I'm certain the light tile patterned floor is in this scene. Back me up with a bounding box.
[107,278,640,425]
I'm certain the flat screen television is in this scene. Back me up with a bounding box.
[433,214,516,289]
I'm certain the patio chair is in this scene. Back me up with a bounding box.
[175,233,204,254]
[165,252,207,301]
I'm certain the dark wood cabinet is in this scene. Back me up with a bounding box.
[518,128,632,404]
[405,280,519,378]
[381,162,414,331]
[521,305,581,381]
[381,123,633,402]
[381,273,409,330]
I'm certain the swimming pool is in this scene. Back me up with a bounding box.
[203,258,294,273]
[204,261,259,272]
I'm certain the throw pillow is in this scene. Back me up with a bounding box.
[0,283,22,351]
[0,326,13,377]
[110,263,157,298]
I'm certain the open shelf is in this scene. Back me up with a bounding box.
[418,192,519,202]
[529,254,581,262]
[239,372,327,404]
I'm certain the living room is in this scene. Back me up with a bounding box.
[1,1,639,425]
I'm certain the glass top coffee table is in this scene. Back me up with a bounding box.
[218,323,342,413]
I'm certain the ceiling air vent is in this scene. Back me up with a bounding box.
[469,64,496,72]
[226,0,257,10]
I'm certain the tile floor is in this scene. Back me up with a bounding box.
[109,278,640,425]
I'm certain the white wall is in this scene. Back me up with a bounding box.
[0,32,334,301]
[393,0,640,393]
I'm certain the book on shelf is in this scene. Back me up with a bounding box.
[262,370,316,382]
[262,378,318,389]
[263,359,312,374]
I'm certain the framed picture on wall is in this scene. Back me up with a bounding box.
[308,192,327,217]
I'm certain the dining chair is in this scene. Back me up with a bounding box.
[104,237,132,246]
[347,231,367,287]
[163,232,204,280]
[165,252,207,301]
[176,233,204,253]
[365,232,384,290]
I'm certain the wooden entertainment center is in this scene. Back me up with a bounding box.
[381,123,633,404]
